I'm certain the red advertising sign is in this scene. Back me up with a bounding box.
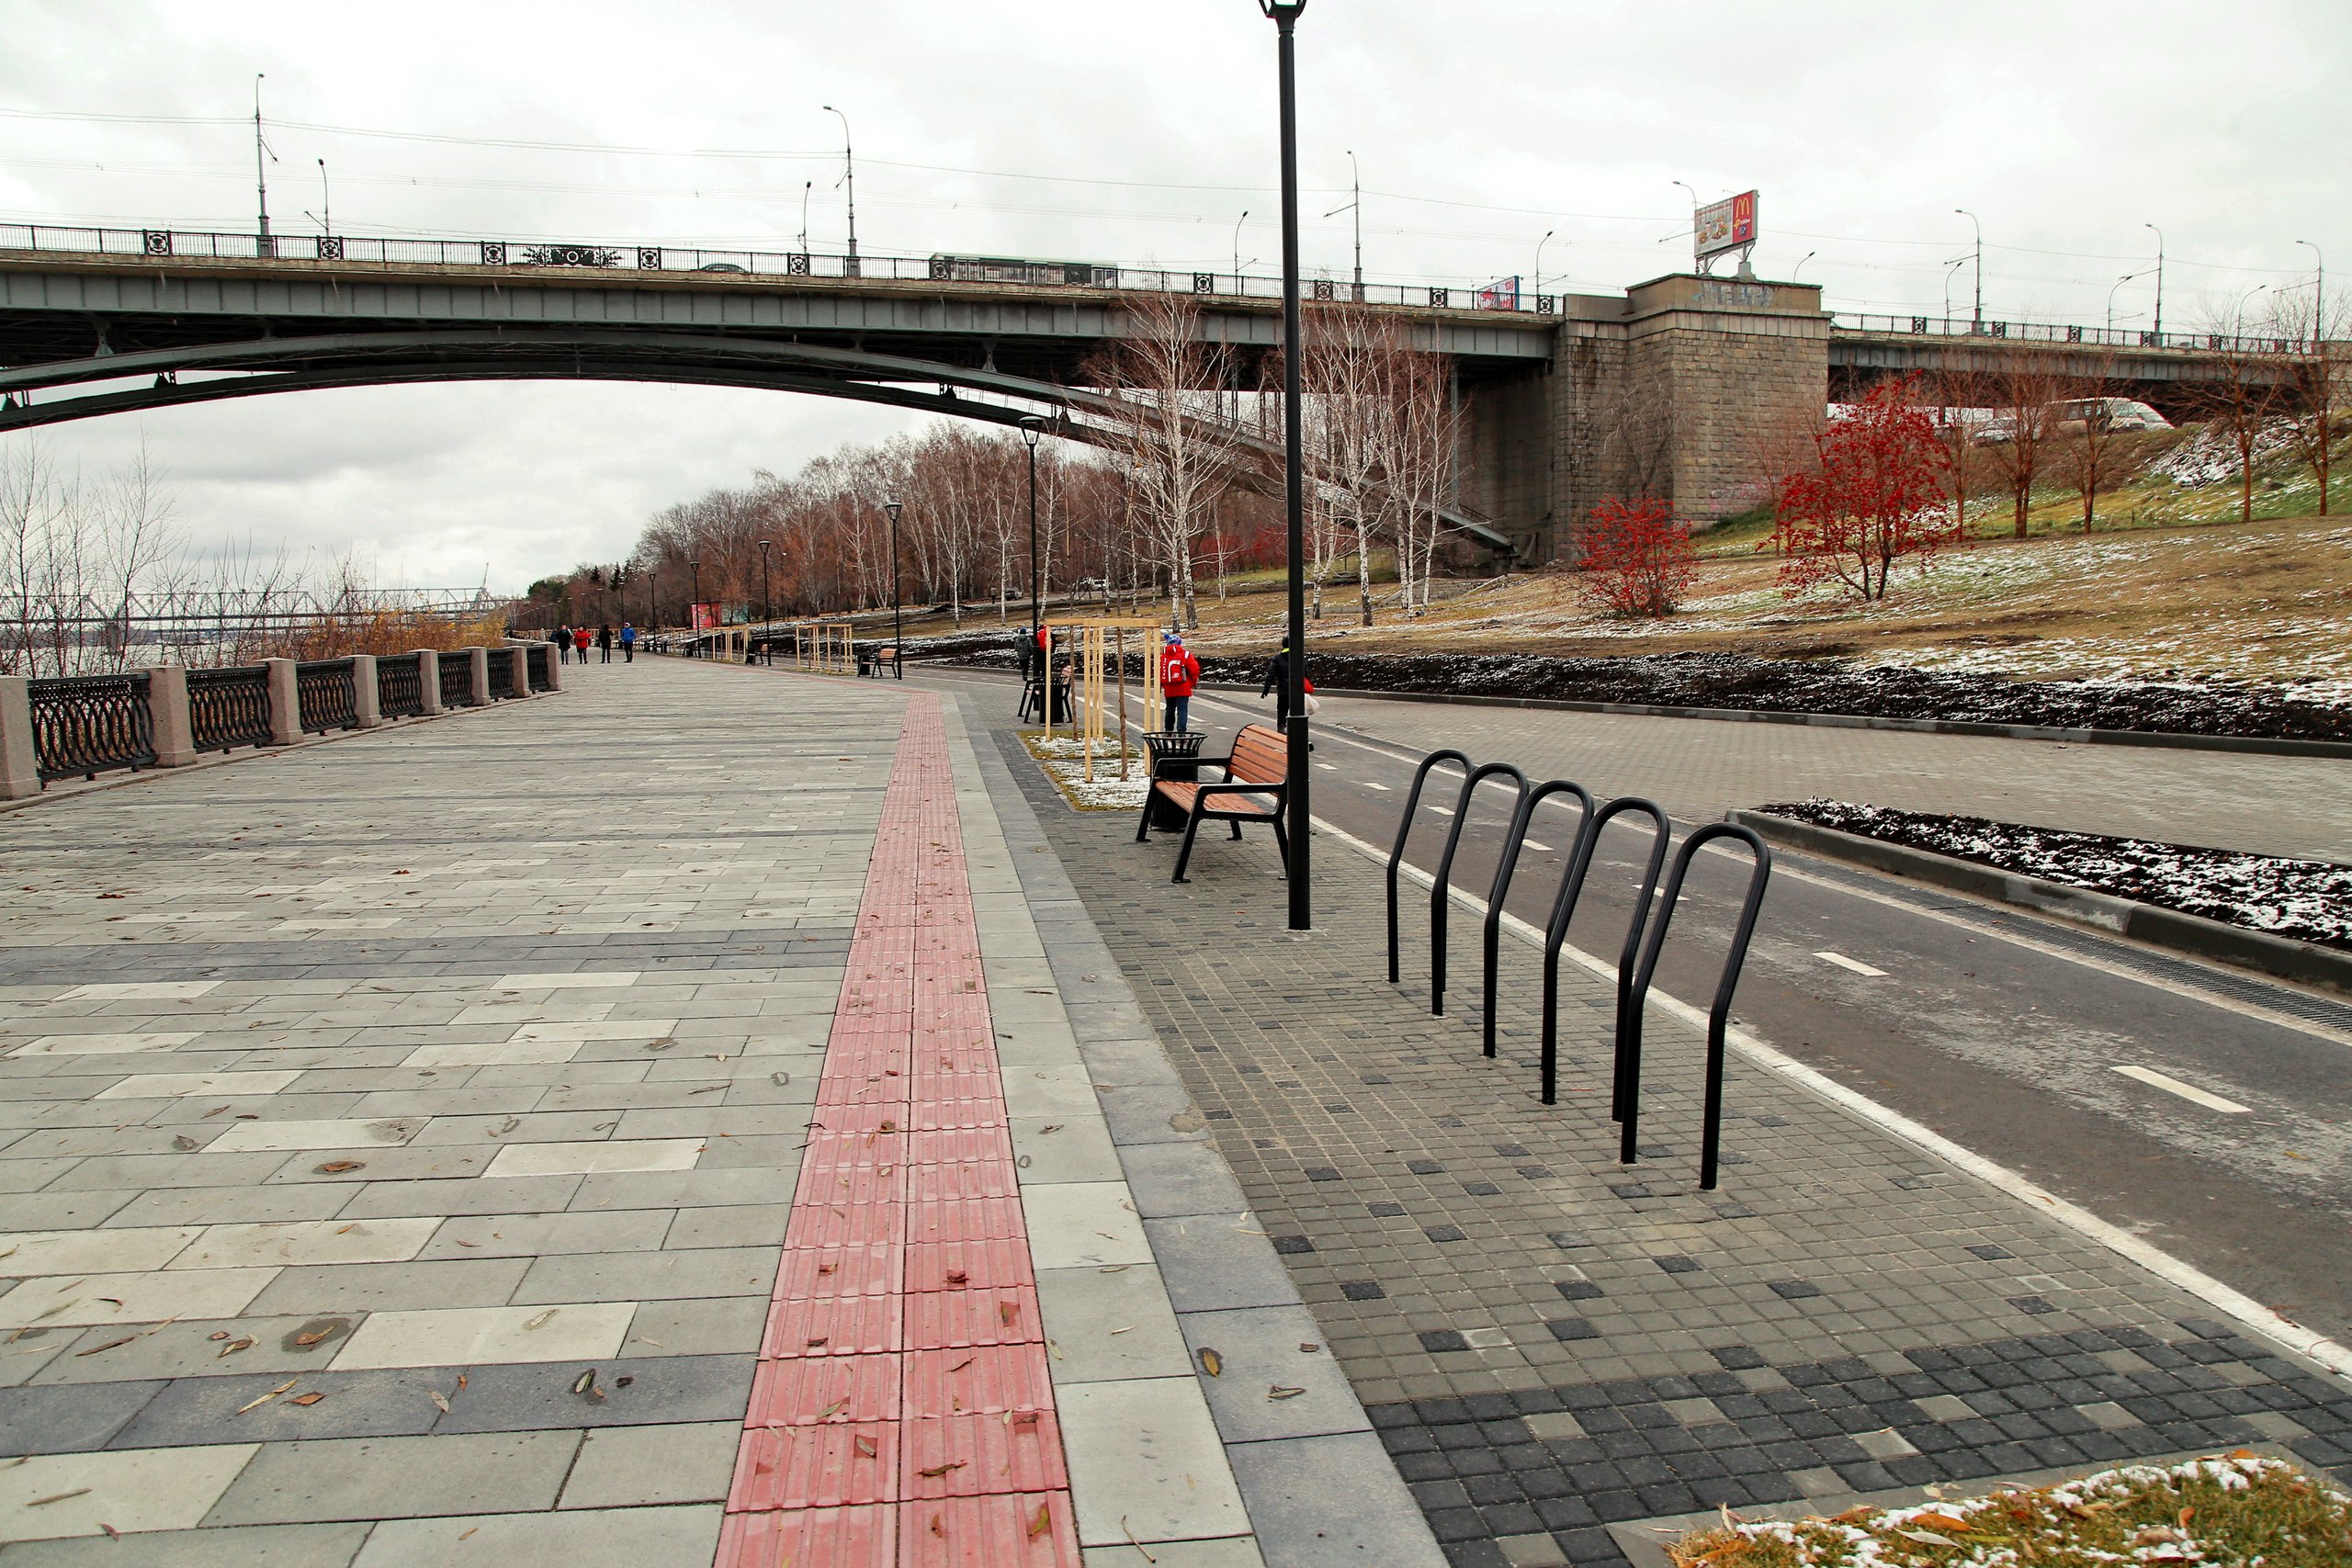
[1476,275,1521,311]
[1694,190,1759,259]
[691,602,718,632]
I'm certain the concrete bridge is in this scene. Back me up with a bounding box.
[0,226,2314,564]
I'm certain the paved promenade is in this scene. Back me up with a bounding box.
[2,655,2346,1568]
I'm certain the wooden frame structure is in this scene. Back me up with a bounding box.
[1041,616,1166,784]
[789,622,856,675]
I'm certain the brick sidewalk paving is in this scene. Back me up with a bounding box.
[964,696,2352,1568]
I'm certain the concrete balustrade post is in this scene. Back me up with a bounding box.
[415,649,442,716]
[543,642,562,694]
[148,665,196,766]
[468,648,490,707]
[508,647,531,700]
[351,656,381,728]
[265,658,300,745]
[0,675,38,799]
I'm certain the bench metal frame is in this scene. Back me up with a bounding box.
[1135,726,1290,884]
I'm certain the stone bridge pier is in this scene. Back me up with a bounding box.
[1458,276,1829,563]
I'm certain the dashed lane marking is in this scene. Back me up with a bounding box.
[1815,950,1889,977]
[2112,1065,2252,1114]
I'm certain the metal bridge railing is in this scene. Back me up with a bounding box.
[0,223,1566,318]
[295,659,359,734]
[526,644,553,693]
[377,653,426,719]
[188,665,272,752]
[28,672,154,783]
[439,654,477,710]
[484,647,517,697]
[1832,311,2320,357]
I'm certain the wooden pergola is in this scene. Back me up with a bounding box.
[787,621,856,675]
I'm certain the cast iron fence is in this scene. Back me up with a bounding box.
[295,658,357,733]
[526,644,552,692]
[28,671,154,783]
[377,653,424,719]
[187,664,272,752]
[439,653,476,709]
[484,647,516,697]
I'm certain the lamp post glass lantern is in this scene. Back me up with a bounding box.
[1261,0,1311,931]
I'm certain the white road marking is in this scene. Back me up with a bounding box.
[1362,782,1391,792]
[1523,840,1553,852]
[1429,807,1454,817]
[2112,1065,2252,1114]
[1815,950,1888,977]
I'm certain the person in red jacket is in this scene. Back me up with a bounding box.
[1159,632,1202,733]
[572,625,592,662]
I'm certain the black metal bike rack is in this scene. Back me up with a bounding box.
[1492,780,1593,1066]
[1426,762,1528,1020]
[1615,823,1772,1190]
[1385,750,1471,986]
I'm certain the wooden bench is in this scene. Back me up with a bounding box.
[1135,723,1291,883]
[859,645,901,678]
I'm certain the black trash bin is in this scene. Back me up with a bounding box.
[1142,731,1205,831]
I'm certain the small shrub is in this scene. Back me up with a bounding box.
[1580,497,1696,617]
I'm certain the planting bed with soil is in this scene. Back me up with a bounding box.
[1759,798,2352,950]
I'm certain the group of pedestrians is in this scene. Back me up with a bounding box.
[548,623,638,665]
[1023,623,1312,733]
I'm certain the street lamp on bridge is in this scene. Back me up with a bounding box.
[2146,223,2166,342]
[1261,0,1312,933]
[823,105,858,272]
[2106,273,2143,335]
[1956,209,1984,332]
[2297,241,2324,353]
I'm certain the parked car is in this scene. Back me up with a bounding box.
[1975,398,2172,444]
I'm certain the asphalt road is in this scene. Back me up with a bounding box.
[926,666,2352,1349]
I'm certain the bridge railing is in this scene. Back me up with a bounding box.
[0,222,1566,318]
[0,646,553,800]
[1832,311,2316,357]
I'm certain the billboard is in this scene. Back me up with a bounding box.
[1476,275,1521,311]
[691,602,719,632]
[1694,190,1759,261]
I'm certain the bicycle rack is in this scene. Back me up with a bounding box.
[1615,823,1772,1190]
[1427,762,1528,1019]
[1385,750,1471,986]
[1496,781,1594,1069]
[1537,798,1671,1111]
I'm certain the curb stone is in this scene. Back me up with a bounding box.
[1727,809,2352,999]
[1192,682,2352,762]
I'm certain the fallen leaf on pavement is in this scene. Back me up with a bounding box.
[74,1336,138,1358]
[429,1391,451,1414]
[854,1434,878,1459]
[523,1310,558,1330]
[314,1161,364,1174]
[1269,1385,1306,1400]
[237,1378,299,1415]
[1198,1348,1222,1377]
[27,1489,91,1507]
[289,1393,324,1407]
[217,1337,254,1358]
[919,1461,967,1478]
[1029,1502,1052,1539]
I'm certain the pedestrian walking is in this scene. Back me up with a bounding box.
[552,625,571,664]
[619,621,637,662]
[1259,639,1316,731]
[596,623,614,663]
[572,625,593,663]
[1158,632,1201,733]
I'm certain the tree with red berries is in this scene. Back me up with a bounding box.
[1579,497,1696,617]
[1773,374,1955,601]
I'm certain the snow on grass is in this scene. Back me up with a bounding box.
[1670,1451,2352,1567]
[1020,730,1151,811]
[1764,799,2352,948]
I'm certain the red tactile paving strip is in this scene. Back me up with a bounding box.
[721,695,1080,1566]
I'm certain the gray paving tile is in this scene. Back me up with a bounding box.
[108,1366,449,1448]
[34,1316,367,1385]
[511,1246,776,1304]
[1224,1430,1447,1568]
[1144,1216,1308,1312]
[428,1353,752,1433]
[337,1175,582,1220]
[349,1503,721,1568]
[0,1379,162,1455]
[557,1420,741,1507]
[0,1521,372,1568]
[615,1295,768,1359]
[244,1258,530,1316]
[1175,1304,1370,1442]
[204,1430,581,1526]
[1038,1263,1194,1384]
[1120,1140,1251,1220]
[416,1210,671,1261]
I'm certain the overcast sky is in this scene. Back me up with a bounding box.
[6,0,2346,592]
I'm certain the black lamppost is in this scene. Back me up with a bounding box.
[1022,418,1044,640]
[1262,0,1311,931]
[756,540,773,664]
[648,569,658,638]
[884,500,904,675]
[688,558,702,656]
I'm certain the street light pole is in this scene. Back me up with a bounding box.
[688,558,702,656]
[1534,229,1554,296]
[253,73,273,256]
[2297,240,2324,352]
[884,500,904,679]
[1022,419,1043,642]
[2145,223,2165,342]
[1944,258,1964,327]
[823,105,857,270]
[2106,273,2139,335]
[1232,210,1249,282]
[1262,0,1311,932]
[757,539,772,664]
[1956,209,1983,331]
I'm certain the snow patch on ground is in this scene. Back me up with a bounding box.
[1021,732,1150,811]
[1763,798,2352,949]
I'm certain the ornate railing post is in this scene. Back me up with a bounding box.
[351,655,381,728]
[540,642,562,694]
[468,648,491,707]
[148,665,196,766]
[416,649,443,715]
[507,648,531,700]
[265,658,300,746]
[0,676,37,799]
